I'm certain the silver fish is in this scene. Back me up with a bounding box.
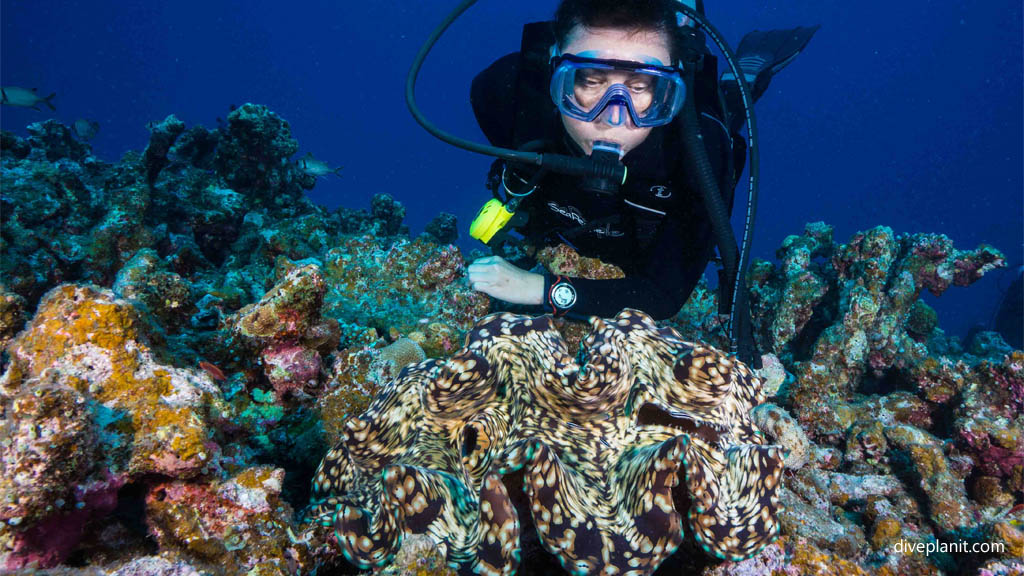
[1,87,55,111]
[73,118,100,141]
[297,152,342,178]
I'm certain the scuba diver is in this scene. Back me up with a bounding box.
[406,0,818,365]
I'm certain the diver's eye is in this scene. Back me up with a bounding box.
[629,83,651,93]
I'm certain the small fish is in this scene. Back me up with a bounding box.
[199,361,227,382]
[1,86,56,111]
[297,152,343,178]
[73,118,100,141]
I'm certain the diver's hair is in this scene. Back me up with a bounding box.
[553,0,687,63]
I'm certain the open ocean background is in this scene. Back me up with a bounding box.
[2,0,1021,341]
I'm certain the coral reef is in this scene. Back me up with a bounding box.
[145,467,315,576]
[748,224,1005,439]
[2,108,1021,575]
[227,263,337,399]
[423,212,459,245]
[1,110,487,572]
[213,104,302,203]
[747,221,832,355]
[322,236,489,353]
[0,284,225,568]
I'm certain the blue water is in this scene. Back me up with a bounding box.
[2,0,1021,341]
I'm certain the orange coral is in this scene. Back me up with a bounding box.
[4,284,224,478]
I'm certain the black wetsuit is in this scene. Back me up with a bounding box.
[471,51,744,321]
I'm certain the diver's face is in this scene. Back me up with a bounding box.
[558,25,673,156]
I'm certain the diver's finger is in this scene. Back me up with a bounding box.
[467,262,494,276]
[470,281,493,292]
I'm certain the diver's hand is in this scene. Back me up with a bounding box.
[467,256,545,305]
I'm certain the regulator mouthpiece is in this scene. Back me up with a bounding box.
[581,141,626,196]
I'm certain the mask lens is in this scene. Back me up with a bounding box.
[625,72,654,114]
[552,56,685,127]
[572,68,609,112]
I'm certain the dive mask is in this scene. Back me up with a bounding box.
[549,53,687,127]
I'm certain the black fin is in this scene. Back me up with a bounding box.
[722,26,820,92]
[43,92,56,112]
[721,25,820,132]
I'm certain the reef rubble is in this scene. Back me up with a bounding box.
[1,112,1021,575]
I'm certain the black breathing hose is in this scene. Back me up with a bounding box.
[678,80,757,367]
[675,3,760,367]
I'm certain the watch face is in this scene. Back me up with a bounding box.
[552,282,577,309]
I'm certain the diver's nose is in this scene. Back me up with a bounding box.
[602,103,627,126]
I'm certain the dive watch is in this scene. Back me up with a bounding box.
[547,275,577,316]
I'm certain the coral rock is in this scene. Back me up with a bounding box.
[751,403,811,469]
[143,115,186,184]
[423,212,458,245]
[954,352,1024,497]
[884,424,975,535]
[262,342,321,399]
[753,353,786,398]
[233,264,327,343]
[146,467,311,575]
[535,243,626,279]
[376,534,456,576]
[789,227,1004,439]
[748,222,831,353]
[27,119,91,162]
[0,287,28,348]
[370,194,407,237]
[214,103,301,202]
[379,337,426,372]
[323,236,489,338]
[3,284,224,479]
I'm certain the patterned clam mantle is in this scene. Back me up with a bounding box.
[309,310,783,575]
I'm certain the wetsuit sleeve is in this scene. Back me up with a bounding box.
[470,52,519,148]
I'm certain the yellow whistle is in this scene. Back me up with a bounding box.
[469,197,519,244]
